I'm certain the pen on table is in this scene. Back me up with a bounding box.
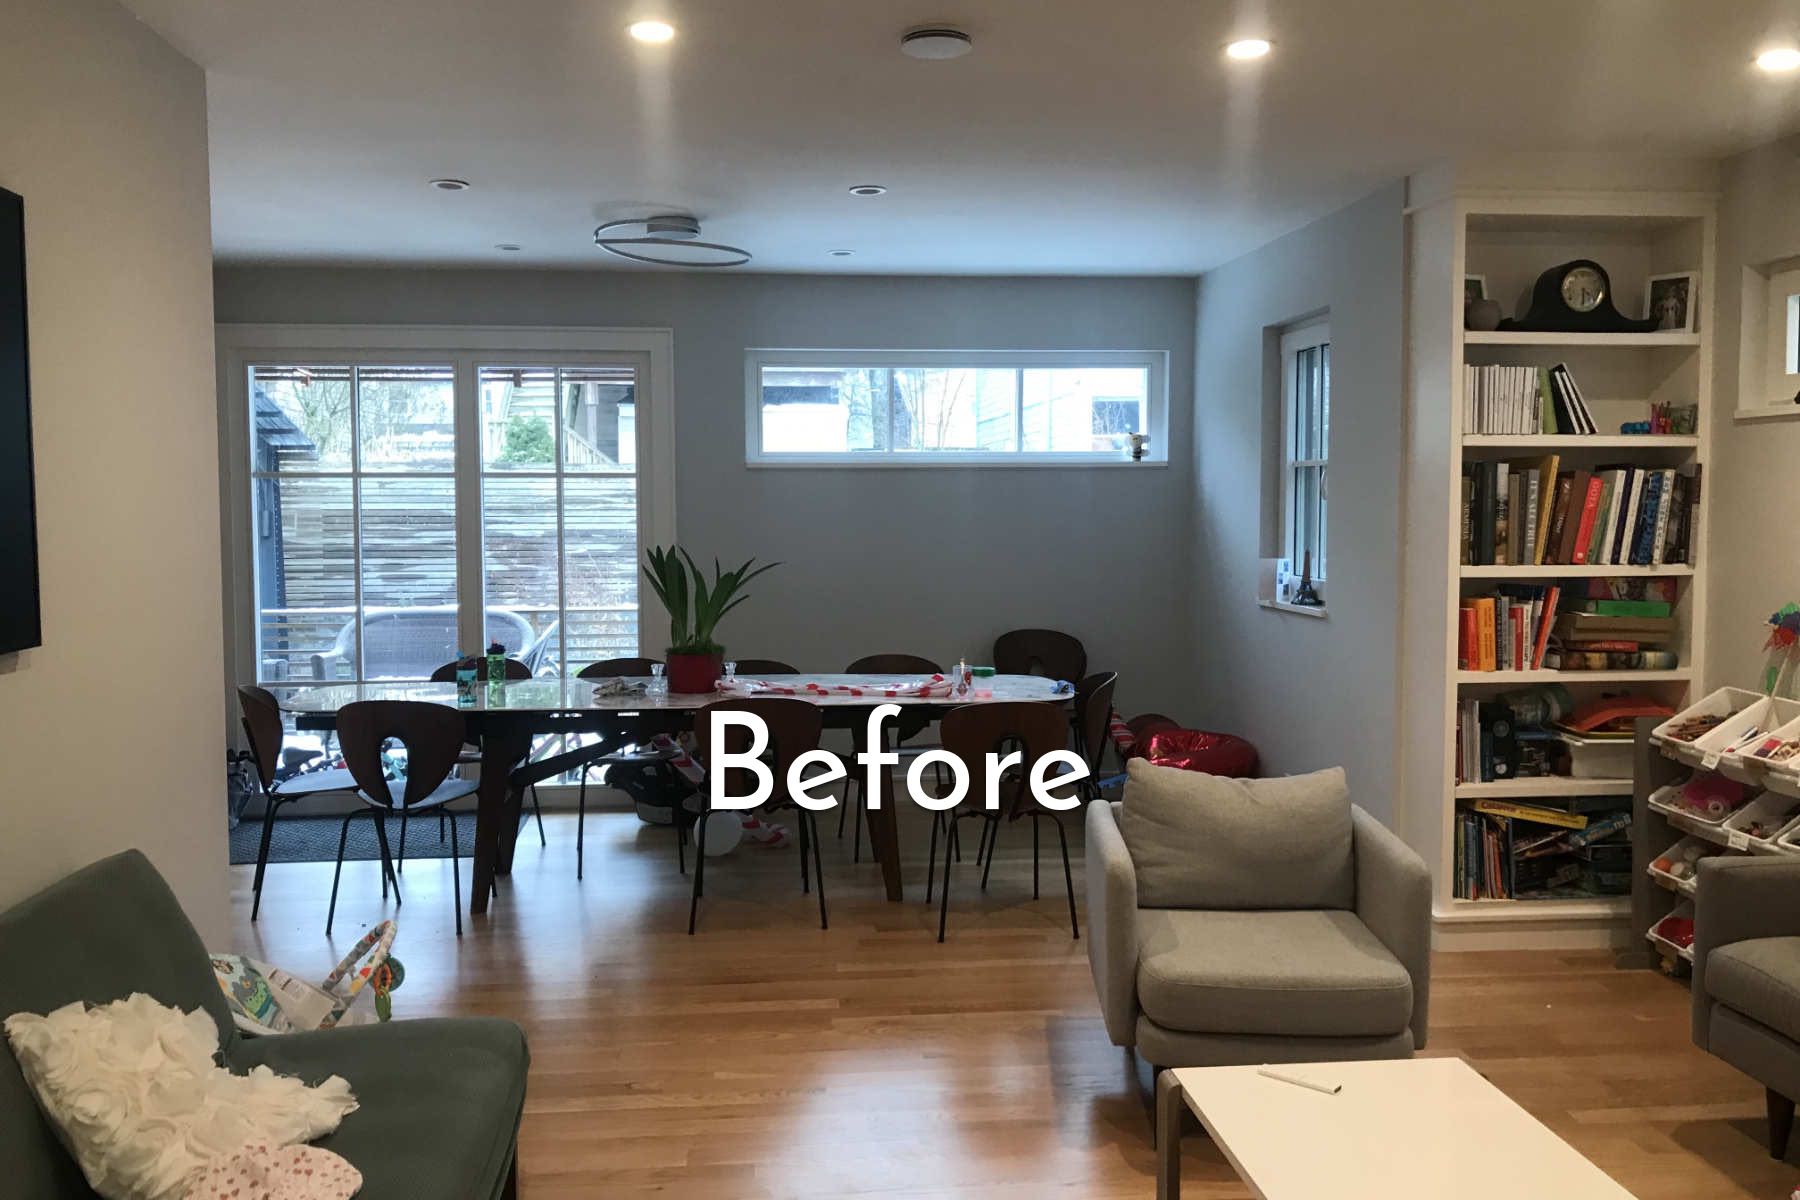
[1257,1065,1342,1095]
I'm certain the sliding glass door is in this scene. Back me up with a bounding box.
[229,328,672,699]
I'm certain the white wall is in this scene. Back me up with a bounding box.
[1707,137,1800,691]
[0,0,225,935]
[210,270,1196,716]
[1189,184,1406,819]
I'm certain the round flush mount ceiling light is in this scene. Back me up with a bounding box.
[429,178,471,191]
[829,249,854,257]
[901,27,973,60]
[1756,46,1800,72]
[594,214,751,267]
[1224,38,1272,60]
[495,243,522,252]
[629,19,675,43]
[848,184,888,196]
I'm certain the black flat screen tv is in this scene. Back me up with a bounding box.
[0,185,41,653]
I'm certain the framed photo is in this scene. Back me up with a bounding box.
[1463,275,1487,307]
[1644,271,1698,333]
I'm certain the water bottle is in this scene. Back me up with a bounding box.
[485,642,507,705]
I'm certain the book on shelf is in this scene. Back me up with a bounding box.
[1463,363,1598,436]
[1460,459,1700,568]
[1453,799,1631,901]
[1459,584,1560,672]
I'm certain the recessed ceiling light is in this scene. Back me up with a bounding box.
[495,243,522,252]
[1756,46,1800,72]
[829,249,854,257]
[429,178,471,191]
[1225,38,1272,60]
[848,184,887,196]
[629,20,675,43]
[901,27,973,60]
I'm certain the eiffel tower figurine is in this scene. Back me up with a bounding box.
[1292,550,1323,607]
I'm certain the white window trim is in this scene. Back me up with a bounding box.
[744,348,1169,467]
[216,324,676,692]
[1279,319,1330,592]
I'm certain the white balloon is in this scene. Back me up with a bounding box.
[701,811,743,857]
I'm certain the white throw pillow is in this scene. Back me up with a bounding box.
[4,992,358,1200]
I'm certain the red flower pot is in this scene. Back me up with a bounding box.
[666,651,724,694]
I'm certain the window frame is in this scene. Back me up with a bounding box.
[743,348,1169,467]
[1279,319,1330,591]
[217,324,675,694]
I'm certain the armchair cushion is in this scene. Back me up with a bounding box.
[1133,907,1412,1037]
[1118,761,1353,910]
[1703,937,1800,1037]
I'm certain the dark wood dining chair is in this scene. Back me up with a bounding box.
[931,701,1082,943]
[427,656,543,854]
[1073,670,1119,800]
[332,700,481,936]
[840,653,947,859]
[732,658,799,675]
[690,697,828,935]
[993,628,1088,684]
[237,685,363,922]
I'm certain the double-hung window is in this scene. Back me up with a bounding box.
[1280,321,1330,592]
[746,349,1167,464]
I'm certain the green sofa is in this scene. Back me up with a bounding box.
[0,850,528,1198]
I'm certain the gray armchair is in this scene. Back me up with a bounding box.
[1086,790,1431,1069]
[1692,856,1800,1159]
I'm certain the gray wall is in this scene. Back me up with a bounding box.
[212,269,1196,716]
[1707,138,1800,692]
[1189,184,1406,818]
[0,0,226,935]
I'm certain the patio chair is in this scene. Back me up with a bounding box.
[309,606,540,681]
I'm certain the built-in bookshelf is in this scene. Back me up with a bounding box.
[1400,188,1714,949]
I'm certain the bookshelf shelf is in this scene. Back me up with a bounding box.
[1463,330,1701,348]
[1461,435,1699,450]
[1454,777,1634,798]
[1459,563,1695,579]
[1458,668,1691,685]
[1438,895,1631,921]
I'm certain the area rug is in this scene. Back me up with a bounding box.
[228,811,490,865]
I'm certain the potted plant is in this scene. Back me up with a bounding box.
[642,545,779,694]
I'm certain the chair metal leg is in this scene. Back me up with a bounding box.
[397,812,408,874]
[446,810,464,936]
[325,812,354,936]
[852,797,864,864]
[1053,814,1079,940]
[925,810,941,905]
[576,771,588,881]
[250,796,285,922]
[530,785,547,846]
[1032,812,1041,899]
[809,813,828,930]
[371,811,401,906]
[688,805,708,935]
[980,817,1001,891]
[675,802,688,876]
[438,811,446,843]
[936,814,960,943]
[800,808,812,895]
[838,774,855,838]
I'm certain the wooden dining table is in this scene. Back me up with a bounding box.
[280,673,1070,916]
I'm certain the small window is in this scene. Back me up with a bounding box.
[746,350,1166,465]
[1280,321,1330,592]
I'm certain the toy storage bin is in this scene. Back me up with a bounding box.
[1671,695,1800,776]
[1652,686,1768,764]
[1722,791,1800,853]
[1559,731,1633,778]
[1649,772,1752,830]
[1648,900,1697,963]
[1756,713,1800,788]
[1647,836,1717,895]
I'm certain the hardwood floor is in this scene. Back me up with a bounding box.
[232,809,1797,1198]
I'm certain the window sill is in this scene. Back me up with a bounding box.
[1258,599,1329,620]
[744,456,1169,470]
[1735,405,1800,424]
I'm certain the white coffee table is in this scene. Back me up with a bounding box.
[1156,1057,1638,1199]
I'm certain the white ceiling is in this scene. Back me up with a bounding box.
[122,0,1800,274]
